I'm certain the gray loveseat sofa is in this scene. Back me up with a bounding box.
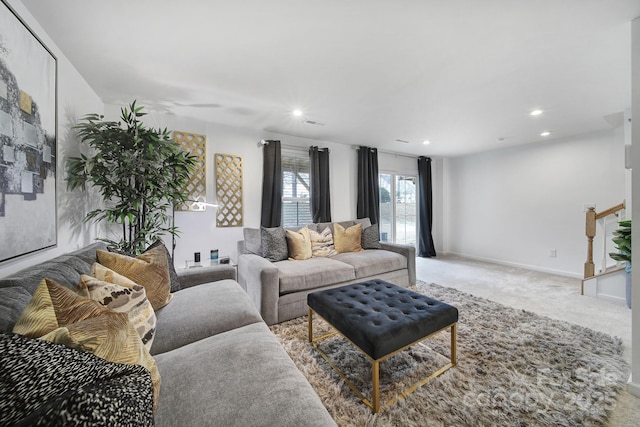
[237,219,417,326]
[0,242,336,426]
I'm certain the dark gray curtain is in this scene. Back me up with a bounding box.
[357,146,380,224]
[309,146,331,223]
[260,140,282,227]
[418,156,436,257]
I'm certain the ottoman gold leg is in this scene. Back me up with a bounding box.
[372,360,380,413]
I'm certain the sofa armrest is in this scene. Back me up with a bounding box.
[380,242,416,286]
[237,254,280,325]
[177,264,236,289]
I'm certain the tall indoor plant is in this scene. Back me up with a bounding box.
[609,219,631,308]
[66,101,196,255]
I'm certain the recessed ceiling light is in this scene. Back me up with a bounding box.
[540,131,551,137]
[422,140,431,145]
[292,109,303,117]
[530,109,543,116]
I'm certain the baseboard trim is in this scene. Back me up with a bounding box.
[627,376,640,398]
[442,251,582,279]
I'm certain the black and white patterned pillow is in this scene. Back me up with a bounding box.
[362,223,382,249]
[0,332,154,426]
[261,227,288,262]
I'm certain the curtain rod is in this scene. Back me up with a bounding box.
[351,145,428,161]
[258,140,329,153]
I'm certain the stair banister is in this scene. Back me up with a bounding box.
[584,201,625,279]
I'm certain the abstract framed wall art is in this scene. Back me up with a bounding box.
[0,1,57,262]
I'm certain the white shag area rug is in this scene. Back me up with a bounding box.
[270,282,629,426]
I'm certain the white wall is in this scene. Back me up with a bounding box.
[0,0,104,278]
[443,128,626,277]
[628,14,640,399]
[102,106,370,267]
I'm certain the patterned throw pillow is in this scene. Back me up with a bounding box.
[0,332,154,426]
[362,223,382,249]
[38,310,161,412]
[12,278,111,338]
[97,245,172,310]
[261,226,288,262]
[285,227,312,260]
[309,227,337,257]
[334,223,364,253]
[78,274,157,350]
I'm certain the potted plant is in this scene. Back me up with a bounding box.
[609,219,631,308]
[66,101,196,255]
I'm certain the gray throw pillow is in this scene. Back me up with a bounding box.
[362,223,382,249]
[261,227,288,262]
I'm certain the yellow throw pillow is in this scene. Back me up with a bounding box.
[39,311,161,412]
[285,227,312,260]
[96,246,172,310]
[309,227,337,257]
[13,278,110,338]
[334,223,364,253]
[78,274,157,351]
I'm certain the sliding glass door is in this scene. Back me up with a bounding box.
[378,173,417,247]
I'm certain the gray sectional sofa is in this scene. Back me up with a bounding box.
[0,242,336,426]
[237,219,417,325]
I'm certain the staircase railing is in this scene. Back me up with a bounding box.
[584,201,625,278]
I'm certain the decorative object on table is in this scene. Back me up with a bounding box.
[173,131,206,211]
[0,1,57,262]
[215,153,243,227]
[609,219,632,308]
[210,249,218,261]
[219,256,230,265]
[271,281,629,426]
[66,101,197,255]
[194,252,201,266]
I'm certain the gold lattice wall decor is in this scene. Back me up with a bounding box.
[173,131,206,211]
[215,153,243,227]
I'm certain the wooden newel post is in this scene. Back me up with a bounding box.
[584,207,596,278]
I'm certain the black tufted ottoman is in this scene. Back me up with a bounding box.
[307,279,458,413]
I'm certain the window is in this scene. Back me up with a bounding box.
[379,173,417,246]
[282,153,312,227]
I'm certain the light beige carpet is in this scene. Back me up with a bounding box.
[415,254,638,427]
[271,281,628,426]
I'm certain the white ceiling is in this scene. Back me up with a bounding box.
[22,0,640,157]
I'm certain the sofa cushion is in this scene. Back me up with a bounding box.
[331,249,407,279]
[0,332,154,426]
[0,287,32,332]
[285,226,312,260]
[0,242,106,295]
[150,279,263,355]
[97,246,173,310]
[153,322,336,427]
[243,227,262,255]
[276,258,356,294]
[334,223,364,253]
[261,226,288,262]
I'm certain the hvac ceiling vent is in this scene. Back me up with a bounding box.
[303,119,326,126]
[394,139,411,144]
